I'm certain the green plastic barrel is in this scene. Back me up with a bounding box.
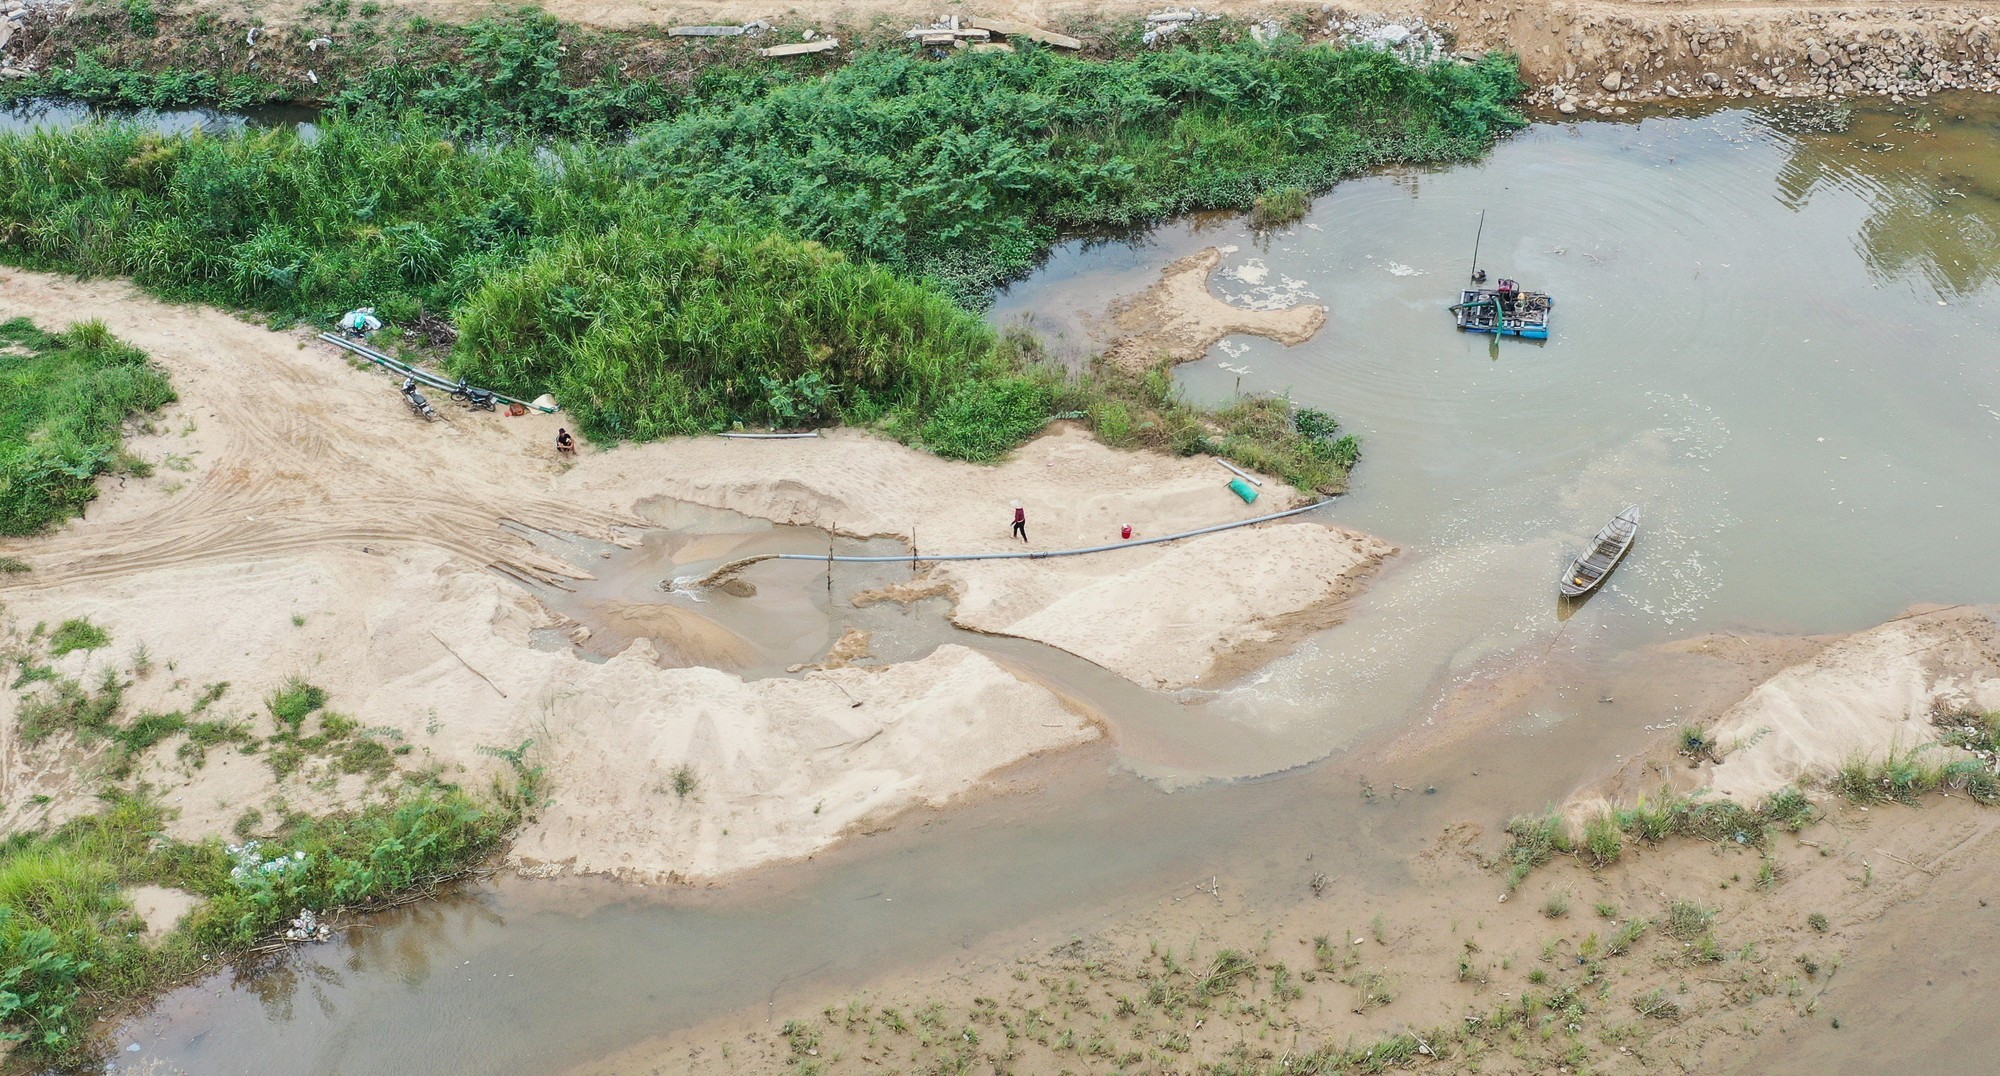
[1228,478,1258,503]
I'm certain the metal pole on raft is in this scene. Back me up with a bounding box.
[1469,209,1486,282]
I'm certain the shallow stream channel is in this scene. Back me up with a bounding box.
[107,95,2000,1073]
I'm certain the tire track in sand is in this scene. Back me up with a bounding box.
[0,268,635,590]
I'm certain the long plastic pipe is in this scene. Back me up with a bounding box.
[316,333,558,414]
[731,498,1334,570]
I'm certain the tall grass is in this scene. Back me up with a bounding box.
[0,40,1521,475]
[452,222,1011,443]
[0,318,175,536]
[628,44,1525,304]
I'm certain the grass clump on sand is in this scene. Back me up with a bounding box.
[1831,742,2000,806]
[0,318,174,537]
[47,618,111,657]
[1501,785,1823,888]
[1502,813,1571,889]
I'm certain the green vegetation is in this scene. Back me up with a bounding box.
[1249,186,1310,228]
[1606,916,1649,956]
[47,617,111,657]
[265,676,330,732]
[328,10,727,140]
[0,632,511,1061]
[0,27,1524,484]
[14,51,285,111]
[0,318,175,536]
[455,223,1010,445]
[5,9,723,135]
[1581,812,1623,868]
[1831,744,1955,804]
[625,44,1525,304]
[16,668,123,745]
[1611,786,1816,847]
[1502,785,1822,888]
[1501,812,1572,889]
[0,788,509,1058]
[1050,358,1361,491]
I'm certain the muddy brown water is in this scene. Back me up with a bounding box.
[108,97,2000,1073]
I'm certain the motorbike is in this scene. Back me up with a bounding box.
[402,377,438,421]
[449,379,498,411]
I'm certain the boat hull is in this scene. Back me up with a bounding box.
[1558,506,1641,598]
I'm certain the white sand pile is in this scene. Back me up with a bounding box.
[0,548,1094,882]
[1702,608,2000,801]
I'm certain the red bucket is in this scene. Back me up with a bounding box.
[1121,524,1132,540]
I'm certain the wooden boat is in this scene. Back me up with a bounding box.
[1450,279,1553,340]
[1559,506,1640,598]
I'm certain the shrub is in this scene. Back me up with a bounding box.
[919,377,1053,461]
[0,41,1517,493]
[1249,186,1310,227]
[628,44,1526,304]
[0,786,515,1059]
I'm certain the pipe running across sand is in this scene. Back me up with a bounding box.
[687,498,1334,587]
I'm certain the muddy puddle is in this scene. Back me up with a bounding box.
[113,96,2000,1073]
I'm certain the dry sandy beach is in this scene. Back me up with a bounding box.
[0,263,1379,884]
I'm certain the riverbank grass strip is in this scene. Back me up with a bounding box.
[0,788,510,1059]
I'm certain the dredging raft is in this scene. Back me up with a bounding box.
[1450,278,1554,340]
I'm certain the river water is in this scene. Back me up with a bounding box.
[107,97,2000,1073]
[0,97,315,137]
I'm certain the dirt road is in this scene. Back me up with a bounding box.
[0,272,618,594]
[188,0,2000,105]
